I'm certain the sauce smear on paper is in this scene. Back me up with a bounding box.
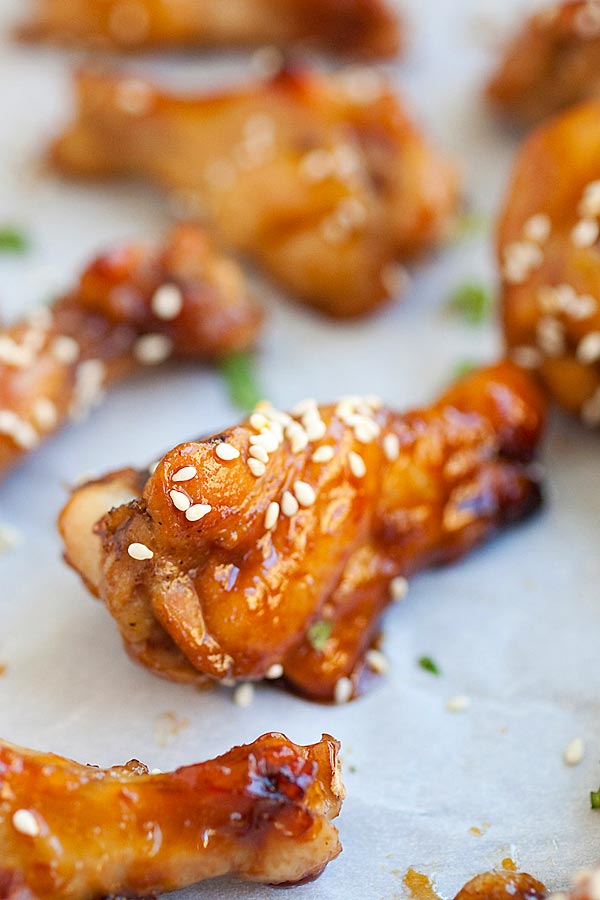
[403,868,442,900]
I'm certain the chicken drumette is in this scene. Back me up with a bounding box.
[0,224,261,477]
[0,732,343,899]
[18,0,402,58]
[498,100,600,425]
[60,363,546,703]
[487,1,600,125]
[52,66,459,318]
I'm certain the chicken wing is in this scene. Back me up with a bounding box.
[498,100,600,425]
[487,1,600,125]
[59,362,546,702]
[0,224,261,477]
[454,872,547,900]
[18,0,402,58]
[51,66,459,318]
[0,732,343,899]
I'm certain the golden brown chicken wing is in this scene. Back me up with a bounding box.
[487,1,600,125]
[18,0,402,58]
[498,100,600,425]
[454,872,547,900]
[52,66,459,318]
[59,362,546,703]
[0,732,343,899]
[0,224,261,477]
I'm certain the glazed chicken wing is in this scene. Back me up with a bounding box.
[18,0,402,58]
[52,66,459,318]
[454,872,547,900]
[498,100,600,425]
[0,732,343,899]
[60,362,545,702]
[487,1,600,125]
[0,224,261,477]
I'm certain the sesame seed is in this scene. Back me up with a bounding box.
[564,737,585,766]
[569,293,597,320]
[32,398,58,431]
[233,683,254,708]
[249,445,269,463]
[304,417,327,442]
[286,422,309,454]
[299,149,333,182]
[571,218,599,249]
[523,213,551,244]
[114,78,154,116]
[577,331,600,364]
[0,410,38,449]
[320,215,348,245]
[337,66,384,104]
[579,180,600,218]
[312,445,334,463]
[264,501,280,531]
[266,663,284,680]
[334,676,353,705]
[0,336,33,368]
[281,491,299,517]
[172,466,197,482]
[185,504,212,522]
[169,490,191,512]
[365,649,389,675]
[12,809,39,837]
[536,316,565,357]
[502,241,543,284]
[511,345,543,369]
[250,430,280,453]
[446,694,471,713]
[390,576,409,601]
[250,412,269,431]
[134,334,173,366]
[294,480,316,508]
[128,542,154,561]
[151,283,183,321]
[354,419,379,444]
[248,458,266,477]
[349,451,366,478]
[216,443,240,461]
[51,335,80,365]
[383,433,400,461]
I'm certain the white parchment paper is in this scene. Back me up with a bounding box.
[1,1,599,897]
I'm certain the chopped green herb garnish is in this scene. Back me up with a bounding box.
[455,210,488,241]
[448,282,493,325]
[591,788,600,809]
[418,656,441,676]
[307,620,333,652]
[0,226,30,254]
[451,359,479,381]
[219,351,262,412]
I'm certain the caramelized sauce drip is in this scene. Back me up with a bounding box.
[403,868,443,900]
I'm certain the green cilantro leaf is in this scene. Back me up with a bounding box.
[219,352,262,412]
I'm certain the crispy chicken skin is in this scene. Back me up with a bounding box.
[498,100,600,425]
[454,872,547,900]
[487,1,600,125]
[0,224,261,477]
[0,732,344,899]
[59,363,546,702]
[18,0,402,58]
[52,66,459,318]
